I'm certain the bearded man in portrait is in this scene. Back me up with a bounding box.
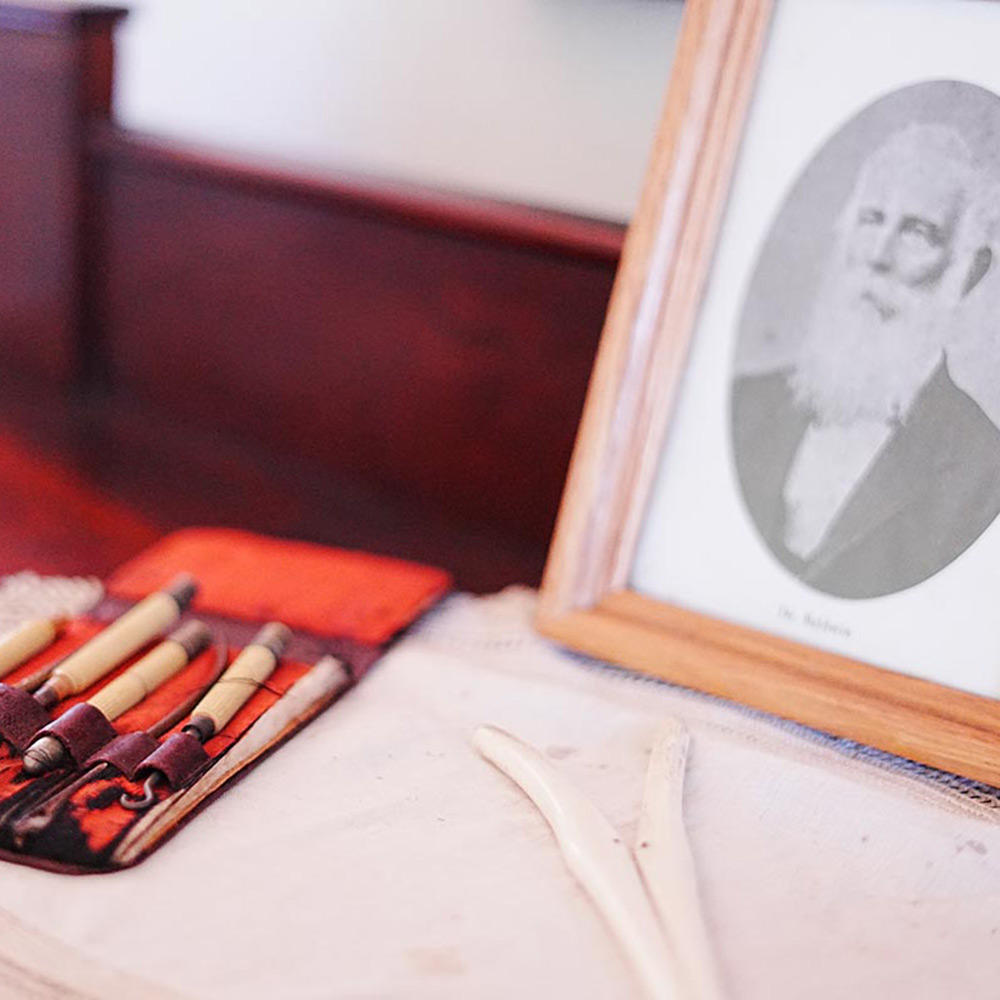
[733,123,1000,598]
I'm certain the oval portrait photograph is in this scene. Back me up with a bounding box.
[731,80,1000,600]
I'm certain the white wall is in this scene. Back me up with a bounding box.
[112,0,684,221]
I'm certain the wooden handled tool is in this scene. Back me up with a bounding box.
[119,622,291,810]
[88,621,211,721]
[22,621,213,775]
[9,638,230,843]
[183,622,292,741]
[0,617,67,679]
[32,575,197,710]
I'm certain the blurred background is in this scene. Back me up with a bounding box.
[0,0,681,590]
[116,0,682,221]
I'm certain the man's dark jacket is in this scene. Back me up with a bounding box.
[731,362,1000,598]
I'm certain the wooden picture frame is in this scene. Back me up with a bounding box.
[537,0,1000,787]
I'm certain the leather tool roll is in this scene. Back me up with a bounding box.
[0,528,450,873]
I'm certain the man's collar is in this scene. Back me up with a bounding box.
[892,349,947,427]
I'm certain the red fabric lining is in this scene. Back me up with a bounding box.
[107,528,450,644]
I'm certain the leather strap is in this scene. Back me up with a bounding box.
[135,732,210,789]
[83,731,159,780]
[35,703,118,767]
[0,685,50,751]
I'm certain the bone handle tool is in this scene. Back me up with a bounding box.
[119,622,291,810]
[31,575,197,710]
[0,617,67,679]
[183,621,291,741]
[22,620,213,775]
[475,725,680,1000]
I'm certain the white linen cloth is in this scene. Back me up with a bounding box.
[0,579,998,999]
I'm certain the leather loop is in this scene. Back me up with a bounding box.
[83,731,159,780]
[135,732,209,789]
[35,703,118,766]
[0,684,51,751]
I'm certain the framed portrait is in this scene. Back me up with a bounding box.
[537,0,1000,785]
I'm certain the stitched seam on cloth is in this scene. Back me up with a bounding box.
[413,590,1000,821]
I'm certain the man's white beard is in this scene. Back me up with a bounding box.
[789,268,947,427]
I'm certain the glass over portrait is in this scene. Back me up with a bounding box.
[631,0,1000,698]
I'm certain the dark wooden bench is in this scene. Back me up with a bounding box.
[0,3,624,588]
